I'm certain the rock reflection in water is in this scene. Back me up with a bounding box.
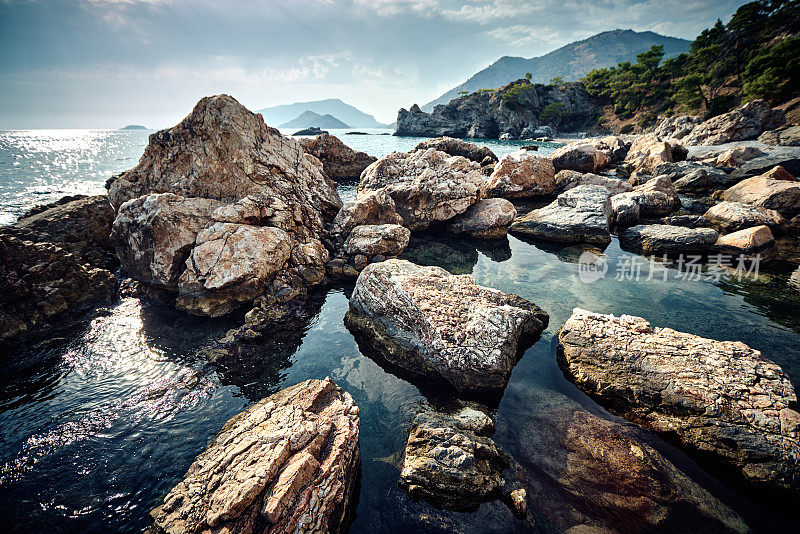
[399,233,479,274]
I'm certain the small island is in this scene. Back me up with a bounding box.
[119,124,148,130]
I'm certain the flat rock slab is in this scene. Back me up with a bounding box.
[509,185,612,245]
[619,224,718,254]
[400,404,507,511]
[557,308,800,496]
[722,175,800,218]
[149,378,360,534]
[344,259,548,396]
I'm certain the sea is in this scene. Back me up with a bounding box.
[1,128,799,533]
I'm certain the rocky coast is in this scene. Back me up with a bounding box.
[3,92,800,533]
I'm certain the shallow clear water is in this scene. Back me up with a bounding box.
[1,130,799,533]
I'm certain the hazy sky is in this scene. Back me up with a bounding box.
[0,0,749,129]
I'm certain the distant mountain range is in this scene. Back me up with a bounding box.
[257,98,389,128]
[423,29,690,111]
[279,111,350,129]
[120,124,147,130]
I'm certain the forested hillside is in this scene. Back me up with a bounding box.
[582,0,800,132]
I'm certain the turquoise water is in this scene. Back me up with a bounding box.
[1,129,799,533]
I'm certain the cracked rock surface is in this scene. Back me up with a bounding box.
[149,377,360,534]
[399,403,508,511]
[557,308,800,496]
[344,259,548,396]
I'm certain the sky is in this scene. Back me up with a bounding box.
[0,0,750,129]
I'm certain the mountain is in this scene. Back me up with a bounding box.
[120,124,147,130]
[278,111,350,129]
[423,29,690,111]
[258,99,389,128]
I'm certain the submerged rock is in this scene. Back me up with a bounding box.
[683,100,785,145]
[107,95,342,316]
[413,137,498,164]
[299,133,376,181]
[344,260,548,396]
[703,201,788,233]
[557,308,800,496]
[520,404,749,534]
[509,185,613,245]
[400,403,507,511]
[485,150,555,198]
[619,224,719,254]
[549,142,609,173]
[149,378,360,534]
[358,148,485,231]
[445,198,516,238]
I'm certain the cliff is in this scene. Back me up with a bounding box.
[396,80,601,139]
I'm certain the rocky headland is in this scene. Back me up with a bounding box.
[395,80,600,139]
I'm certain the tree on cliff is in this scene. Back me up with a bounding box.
[581,0,800,126]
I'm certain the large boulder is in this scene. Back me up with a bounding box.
[549,142,609,173]
[615,175,680,217]
[557,308,800,496]
[445,198,516,238]
[400,403,507,510]
[553,169,633,195]
[0,235,117,347]
[714,225,776,254]
[176,223,293,316]
[358,148,485,231]
[683,100,785,145]
[619,224,719,254]
[107,95,341,231]
[624,133,684,173]
[722,174,800,218]
[342,224,410,257]
[759,125,800,147]
[509,185,613,245]
[485,150,555,198]
[110,193,222,288]
[703,201,788,232]
[329,190,403,238]
[3,195,116,268]
[149,378,360,534]
[413,137,498,164]
[299,133,376,181]
[107,95,343,316]
[344,260,548,396]
[610,194,640,228]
